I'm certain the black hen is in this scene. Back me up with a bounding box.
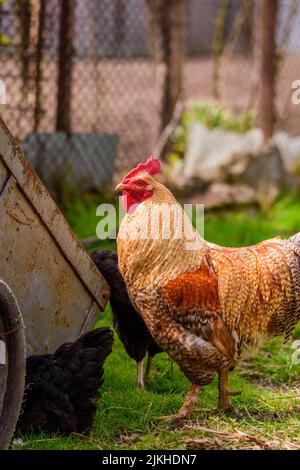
[18,327,113,435]
[90,249,162,389]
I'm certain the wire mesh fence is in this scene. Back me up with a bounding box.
[0,0,299,196]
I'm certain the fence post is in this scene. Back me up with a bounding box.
[34,0,46,131]
[16,0,32,98]
[161,0,185,134]
[257,0,278,140]
[56,0,74,132]
[114,0,125,47]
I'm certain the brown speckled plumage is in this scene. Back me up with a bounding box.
[117,172,300,417]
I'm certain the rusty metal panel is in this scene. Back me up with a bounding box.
[79,301,102,336]
[0,318,6,413]
[0,159,9,194]
[0,116,109,310]
[0,176,102,355]
[0,115,111,355]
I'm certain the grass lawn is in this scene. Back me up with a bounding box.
[14,192,300,450]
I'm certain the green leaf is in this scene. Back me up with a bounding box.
[0,33,12,46]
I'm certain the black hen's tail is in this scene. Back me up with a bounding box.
[18,328,113,435]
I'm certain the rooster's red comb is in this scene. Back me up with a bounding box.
[122,156,161,183]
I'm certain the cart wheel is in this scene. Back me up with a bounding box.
[0,281,26,449]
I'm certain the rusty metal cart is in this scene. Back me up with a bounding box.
[0,116,109,448]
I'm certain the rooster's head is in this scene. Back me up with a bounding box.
[115,156,161,213]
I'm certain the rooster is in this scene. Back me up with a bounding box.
[18,328,113,434]
[90,249,162,389]
[115,156,300,420]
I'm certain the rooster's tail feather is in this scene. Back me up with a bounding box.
[289,233,300,251]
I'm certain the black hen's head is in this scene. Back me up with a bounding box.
[90,249,119,285]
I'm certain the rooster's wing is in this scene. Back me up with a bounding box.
[161,263,236,360]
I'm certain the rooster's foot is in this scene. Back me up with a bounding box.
[194,407,218,413]
[157,384,202,421]
[218,401,234,413]
[194,404,236,414]
[156,412,191,422]
[156,404,195,422]
[193,406,234,415]
[226,389,242,396]
[218,389,241,411]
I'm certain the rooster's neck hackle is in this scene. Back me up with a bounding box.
[117,181,207,289]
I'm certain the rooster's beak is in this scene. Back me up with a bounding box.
[115,183,127,192]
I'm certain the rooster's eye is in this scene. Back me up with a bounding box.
[136,181,145,186]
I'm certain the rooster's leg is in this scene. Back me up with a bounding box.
[157,384,202,421]
[218,368,241,412]
[137,359,145,390]
[177,384,202,418]
[144,355,152,384]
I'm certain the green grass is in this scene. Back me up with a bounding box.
[13,192,300,450]
[204,193,300,247]
[62,191,117,251]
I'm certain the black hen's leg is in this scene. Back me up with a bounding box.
[136,359,145,389]
[144,354,152,385]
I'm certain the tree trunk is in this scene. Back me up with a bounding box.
[33,0,46,131]
[258,0,278,140]
[56,0,75,132]
[212,0,229,100]
[147,0,185,140]
[114,0,125,48]
[160,0,185,133]
[16,0,32,99]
